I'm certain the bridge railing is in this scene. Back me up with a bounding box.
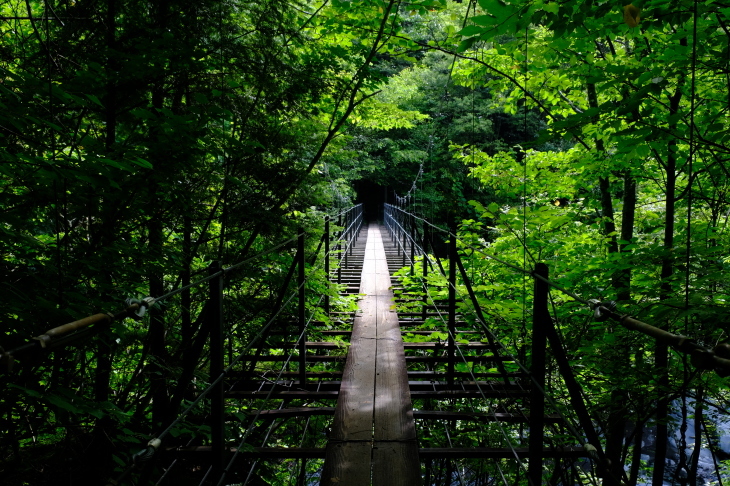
[383,202,730,485]
[1,204,363,485]
[383,203,730,378]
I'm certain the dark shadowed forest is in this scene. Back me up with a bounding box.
[2,0,730,484]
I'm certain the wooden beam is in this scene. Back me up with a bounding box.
[168,446,586,460]
[239,354,510,363]
[227,381,522,391]
[412,411,562,423]
[246,407,335,419]
[419,447,586,459]
[226,386,525,399]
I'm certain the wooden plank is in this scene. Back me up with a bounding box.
[412,411,562,422]
[225,390,340,399]
[247,407,335,419]
[401,342,495,349]
[372,442,421,485]
[228,381,521,391]
[374,322,416,441]
[399,330,481,335]
[168,446,585,460]
[231,370,524,379]
[410,381,522,389]
[238,355,347,362]
[419,447,586,459]
[231,371,344,379]
[404,355,512,363]
[372,226,421,485]
[321,442,373,486]
[410,390,528,398]
[238,353,512,364]
[323,224,379,482]
[328,333,376,440]
[407,371,525,379]
[169,446,326,458]
[322,225,422,485]
[225,389,527,399]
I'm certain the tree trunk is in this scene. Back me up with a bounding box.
[654,72,684,486]
[588,81,626,485]
[148,208,168,427]
[617,173,636,302]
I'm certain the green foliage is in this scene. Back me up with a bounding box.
[0,0,414,483]
[3,0,730,484]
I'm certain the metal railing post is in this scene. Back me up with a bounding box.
[324,216,330,316]
[396,207,401,254]
[409,211,415,275]
[422,222,429,322]
[344,209,349,268]
[357,204,363,236]
[529,263,549,485]
[208,261,225,482]
[447,218,457,387]
[337,213,342,285]
[401,209,406,266]
[349,208,354,256]
[298,230,306,386]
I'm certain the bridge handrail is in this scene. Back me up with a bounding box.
[384,205,599,482]
[2,206,363,370]
[383,203,730,376]
[111,205,363,482]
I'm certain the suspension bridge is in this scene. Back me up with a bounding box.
[3,204,729,486]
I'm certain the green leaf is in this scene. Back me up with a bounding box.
[458,25,485,37]
[457,38,477,52]
[8,383,42,398]
[47,394,82,414]
[477,0,511,21]
[132,157,153,169]
[542,2,559,14]
[85,94,104,107]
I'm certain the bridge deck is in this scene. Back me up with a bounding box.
[321,224,421,486]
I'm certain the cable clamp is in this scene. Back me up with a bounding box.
[132,438,161,464]
[33,334,53,348]
[588,299,616,322]
[125,297,155,320]
[583,443,599,460]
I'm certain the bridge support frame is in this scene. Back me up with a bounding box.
[529,263,549,485]
[324,216,330,316]
[208,261,225,483]
[447,218,457,387]
[298,230,307,386]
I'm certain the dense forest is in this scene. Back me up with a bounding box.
[2,0,730,484]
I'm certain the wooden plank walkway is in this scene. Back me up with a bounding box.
[321,224,421,486]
